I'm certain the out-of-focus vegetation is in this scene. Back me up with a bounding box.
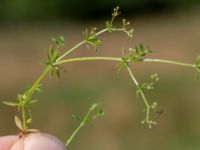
[0,0,200,21]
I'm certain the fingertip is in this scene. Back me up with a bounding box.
[0,135,18,150]
[24,133,67,150]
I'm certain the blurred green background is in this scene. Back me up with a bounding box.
[1,0,200,150]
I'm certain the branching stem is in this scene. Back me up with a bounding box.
[111,28,132,35]
[126,66,149,107]
[22,56,196,130]
[20,65,52,130]
[56,28,109,62]
[125,65,152,127]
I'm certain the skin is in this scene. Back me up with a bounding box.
[0,133,67,150]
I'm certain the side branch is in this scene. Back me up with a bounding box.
[125,65,156,128]
[56,28,109,62]
[54,57,121,65]
[66,103,104,147]
[143,58,196,68]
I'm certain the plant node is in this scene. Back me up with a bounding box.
[83,27,102,50]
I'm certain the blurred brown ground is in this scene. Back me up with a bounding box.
[0,10,200,150]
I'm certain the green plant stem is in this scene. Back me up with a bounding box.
[28,65,52,98]
[56,41,85,62]
[21,65,52,130]
[111,28,131,35]
[21,104,26,130]
[66,122,84,146]
[143,58,196,68]
[56,28,109,62]
[66,103,100,146]
[95,28,109,36]
[54,56,196,114]
[125,65,150,116]
[18,37,197,131]
[54,57,121,65]
[19,25,129,130]
[55,27,131,62]
[109,14,115,26]
[17,55,197,131]
[56,57,196,69]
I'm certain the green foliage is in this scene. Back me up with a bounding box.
[46,46,60,66]
[106,6,121,31]
[129,44,152,61]
[46,36,66,79]
[137,73,159,97]
[141,100,158,129]
[66,103,105,146]
[52,36,65,47]
[105,7,134,37]
[3,83,42,130]
[117,44,152,73]
[83,27,102,50]
[79,103,105,124]
[121,19,134,37]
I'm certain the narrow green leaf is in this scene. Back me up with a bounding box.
[50,67,55,77]
[30,99,38,104]
[52,36,65,47]
[26,118,32,124]
[3,101,19,107]
[90,103,100,111]
[55,67,60,79]
[28,83,42,93]
[15,116,23,130]
[92,109,105,120]
[27,129,40,133]
[72,114,82,122]
[116,61,126,74]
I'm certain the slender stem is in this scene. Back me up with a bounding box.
[126,65,154,127]
[143,58,196,68]
[56,28,109,62]
[53,26,131,66]
[56,41,86,62]
[66,122,84,146]
[96,28,108,36]
[109,15,115,27]
[19,28,110,130]
[18,17,133,130]
[126,66,150,108]
[21,104,26,130]
[21,65,52,130]
[55,57,196,69]
[28,65,52,97]
[54,57,121,66]
[66,103,99,146]
[111,28,129,34]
